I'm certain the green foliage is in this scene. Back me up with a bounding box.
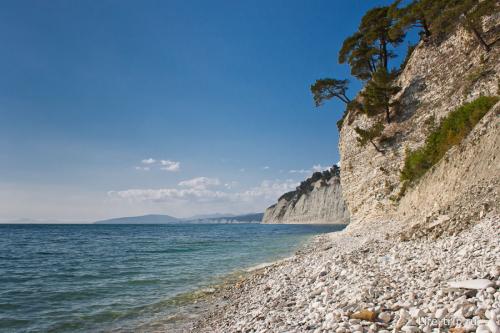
[339,33,379,81]
[336,100,365,131]
[401,96,499,182]
[453,0,496,36]
[361,68,401,123]
[432,0,496,50]
[336,111,347,131]
[390,0,454,38]
[313,0,497,137]
[390,180,409,202]
[310,78,352,131]
[354,122,385,153]
[339,6,404,80]
[355,122,384,146]
[310,79,350,106]
[391,0,497,51]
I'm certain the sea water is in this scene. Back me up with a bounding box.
[0,223,343,332]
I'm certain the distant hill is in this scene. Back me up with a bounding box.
[94,214,180,224]
[93,213,264,224]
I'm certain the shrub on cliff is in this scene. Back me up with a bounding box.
[401,95,499,182]
[360,68,401,124]
[354,122,385,154]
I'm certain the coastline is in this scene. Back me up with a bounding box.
[187,215,500,332]
[147,228,341,333]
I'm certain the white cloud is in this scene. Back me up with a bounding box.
[289,169,311,174]
[239,168,246,172]
[312,164,328,172]
[178,177,220,190]
[160,160,180,172]
[224,181,239,190]
[236,179,297,201]
[262,166,270,170]
[135,166,150,171]
[141,158,156,164]
[108,179,298,207]
[108,188,228,203]
[289,164,331,175]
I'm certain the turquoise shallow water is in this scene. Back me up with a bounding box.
[0,223,343,332]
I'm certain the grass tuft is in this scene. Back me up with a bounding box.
[401,95,499,183]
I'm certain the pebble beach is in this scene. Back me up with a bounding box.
[190,215,500,333]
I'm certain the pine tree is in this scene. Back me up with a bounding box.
[461,0,497,52]
[354,122,385,154]
[431,0,497,51]
[389,0,449,38]
[339,6,405,80]
[310,79,351,106]
[361,68,401,124]
[359,6,405,71]
[310,79,354,131]
[339,33,379,81]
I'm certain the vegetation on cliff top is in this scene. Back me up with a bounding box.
[277,166,340,203]
[400,95,499,183]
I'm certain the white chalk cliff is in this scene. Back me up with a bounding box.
[262,166,349,224]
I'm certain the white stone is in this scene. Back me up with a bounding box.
[399,309,410,320]
[476,323,491,333]
[402,325,420,333]
[378,312,392,323]
[447,279,494,290]
[488,319,499,333]
[410,308,425,319]
[396,317,408,330]
[464,322,477,332]
[435,308,448,319]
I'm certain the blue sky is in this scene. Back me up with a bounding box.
[0,0,403,221]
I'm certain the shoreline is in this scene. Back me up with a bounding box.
[187,215,500,332]
[148,228,338,333]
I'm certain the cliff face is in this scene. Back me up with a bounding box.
[262,166,349,224]
[397,101,499,239]
[263,16,499,227]
[339,15,500,224]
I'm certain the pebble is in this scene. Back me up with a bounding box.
[447,279,494,290]
[435,307,448,319]
[378,311,392,323]
[191,217,500,333]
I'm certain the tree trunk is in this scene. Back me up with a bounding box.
[367,59,375,74]
[421,19,431,37]
[337,95,349,104]
[470,26,490,52]
[381,39,388,70]
[370,139,384,154]
[385,106,391,124]
[341,93,351,103]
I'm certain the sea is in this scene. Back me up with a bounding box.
[0,223,344,332]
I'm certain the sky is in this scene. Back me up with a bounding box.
[0,0,404,221]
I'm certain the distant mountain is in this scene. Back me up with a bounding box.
[93,213,264,224]
[94,214,180,224]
